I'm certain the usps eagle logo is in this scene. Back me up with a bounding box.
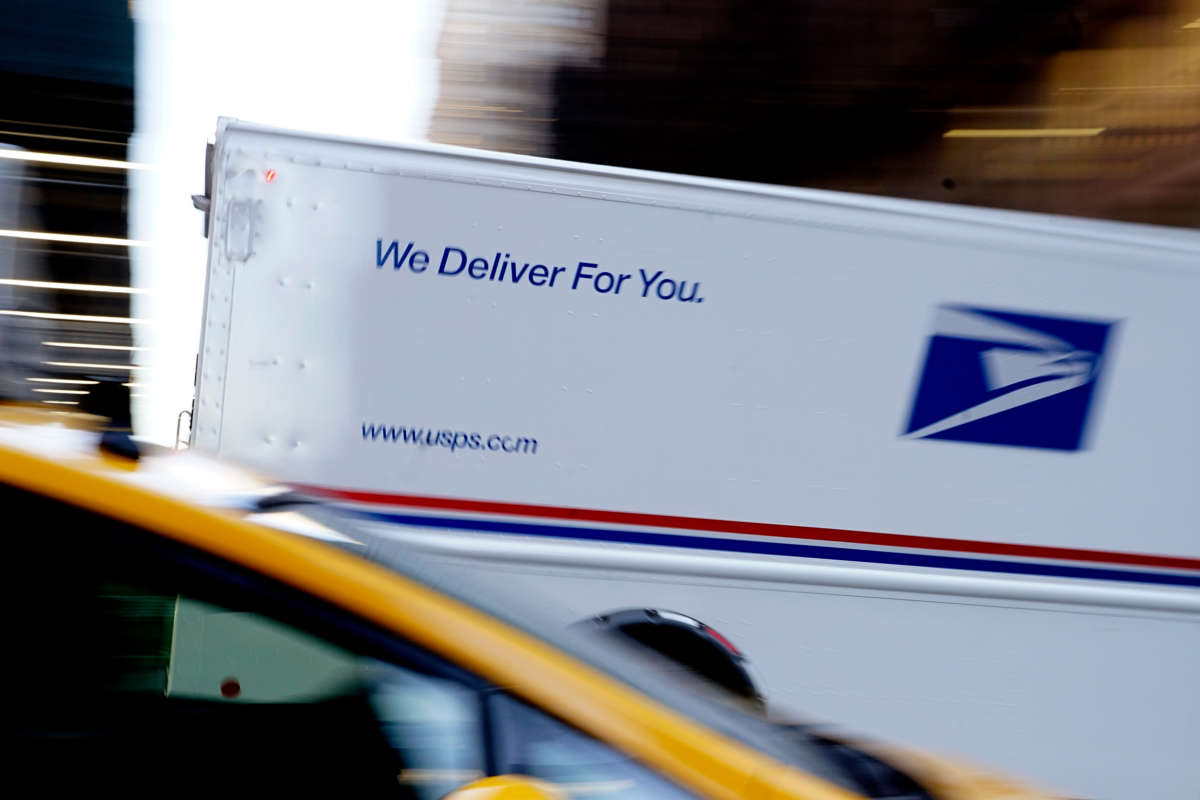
[903,305,1117,451]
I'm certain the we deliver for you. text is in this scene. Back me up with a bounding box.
[376,239,705,304]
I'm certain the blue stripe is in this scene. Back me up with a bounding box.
[353,510,1200,589]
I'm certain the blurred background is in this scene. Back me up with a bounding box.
[2,0,1198,443]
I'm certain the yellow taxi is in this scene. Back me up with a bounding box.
[4,405,1060,800]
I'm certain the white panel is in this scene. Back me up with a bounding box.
[196,120,1200,556]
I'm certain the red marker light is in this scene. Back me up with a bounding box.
[264,168,277,183]
[702,625,742,657]
[220,677,241,698]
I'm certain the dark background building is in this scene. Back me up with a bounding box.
[0,0,136,394]
[552,0,1199,226]
[432,0,1200,228]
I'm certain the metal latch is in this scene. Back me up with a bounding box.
[223,197,259,262]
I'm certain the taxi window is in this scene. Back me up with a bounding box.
[8,484,699,800]
[490,693,699,800]
[10,497,485,798]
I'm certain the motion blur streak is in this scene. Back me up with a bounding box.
[0,148,147,170]
[0,229,146,247]
[0,278,146,293]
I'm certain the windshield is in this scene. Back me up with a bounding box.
[287,504,864,791]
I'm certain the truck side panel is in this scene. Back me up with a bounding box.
[193,119,1200,799]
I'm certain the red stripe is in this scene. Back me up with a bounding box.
[296,484,1200,573]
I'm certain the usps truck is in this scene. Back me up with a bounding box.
[190,118,1200,800]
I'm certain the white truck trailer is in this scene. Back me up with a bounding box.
[191,118,1200,800]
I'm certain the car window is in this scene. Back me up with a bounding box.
[10,486,481,797]
[163,595,487,800]
[8,484,699,800]
[367,661,488,800]
[490,693,698,800]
